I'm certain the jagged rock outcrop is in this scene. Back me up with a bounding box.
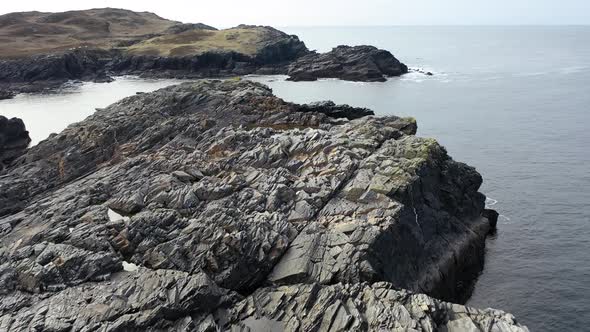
[226,282,525,332]
[0,116,30,171]
[0,49,114,87]
[0,80,525,331]
[288,45,408,82]
[0,90,15,100]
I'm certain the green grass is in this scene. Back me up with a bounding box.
[125,27,271,57]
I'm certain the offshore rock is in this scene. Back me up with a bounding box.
[288,45,409,82]
[0,116,31,171]
[0,80,526,331]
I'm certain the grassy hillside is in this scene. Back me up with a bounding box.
[126,26,290,57]
[0,8,180,58]
[0,9,294,59]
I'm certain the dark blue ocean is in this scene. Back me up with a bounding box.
[2,26,589,331]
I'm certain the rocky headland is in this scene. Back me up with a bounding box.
[0,9,408,98]
[0,79,527,331]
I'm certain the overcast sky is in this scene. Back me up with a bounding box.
[1,0,589,27]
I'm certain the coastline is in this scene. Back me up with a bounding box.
[0,8,533,331]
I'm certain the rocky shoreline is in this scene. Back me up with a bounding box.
[0,9,409,98]
[0,44,407,98]
[0,80,528,331]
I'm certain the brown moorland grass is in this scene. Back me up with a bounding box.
[0,9,284,59]
[0,8,178,58]
[125,27,274,57]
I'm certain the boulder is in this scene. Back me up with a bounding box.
[0,116,30,170]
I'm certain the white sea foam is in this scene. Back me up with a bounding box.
[485,197,498,207]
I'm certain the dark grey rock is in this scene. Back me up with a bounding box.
[0,89,15,100]
[0,80,527,331]
[287,45,408,82]
[0,116,30,171]
[221,283,528,332]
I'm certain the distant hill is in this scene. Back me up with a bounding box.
[0,8,218,58]
[0,8,407,89]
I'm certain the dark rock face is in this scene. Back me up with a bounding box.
[288,45,409,82]
[296,100,376,120]
[0,116,30,170]
[227,283,525,331]
[0,9,411,94]
[0,89,15,100]
[0,49,114,84]
[0,32,309,92]
[0,80,527,331]
[0,49,115,96]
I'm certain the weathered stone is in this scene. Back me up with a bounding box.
[0,116,30,171]
[0,80,527,330]
[288,45,408,82]
[222,283,528,332]
[0,89,15,100]
[0,268,234,331]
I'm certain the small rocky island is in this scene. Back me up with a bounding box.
[0,8,408,98]
[0,80,527,331]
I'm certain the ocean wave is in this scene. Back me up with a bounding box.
[558,66,589,75]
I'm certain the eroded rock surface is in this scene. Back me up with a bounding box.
[0,90,15,100]
[288,45,408,82]
[0,116,31,171]
[0,80,526,331]
[226,282,526,332]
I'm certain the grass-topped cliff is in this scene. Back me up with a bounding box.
[126,25,296,57]
[0,8,407,96]
[0,8,297,59]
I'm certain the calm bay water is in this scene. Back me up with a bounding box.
[2,26,589,331]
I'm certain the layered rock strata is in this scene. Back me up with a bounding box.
[0,80,525,331]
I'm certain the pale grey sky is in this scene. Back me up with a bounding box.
[1,0,589,28]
